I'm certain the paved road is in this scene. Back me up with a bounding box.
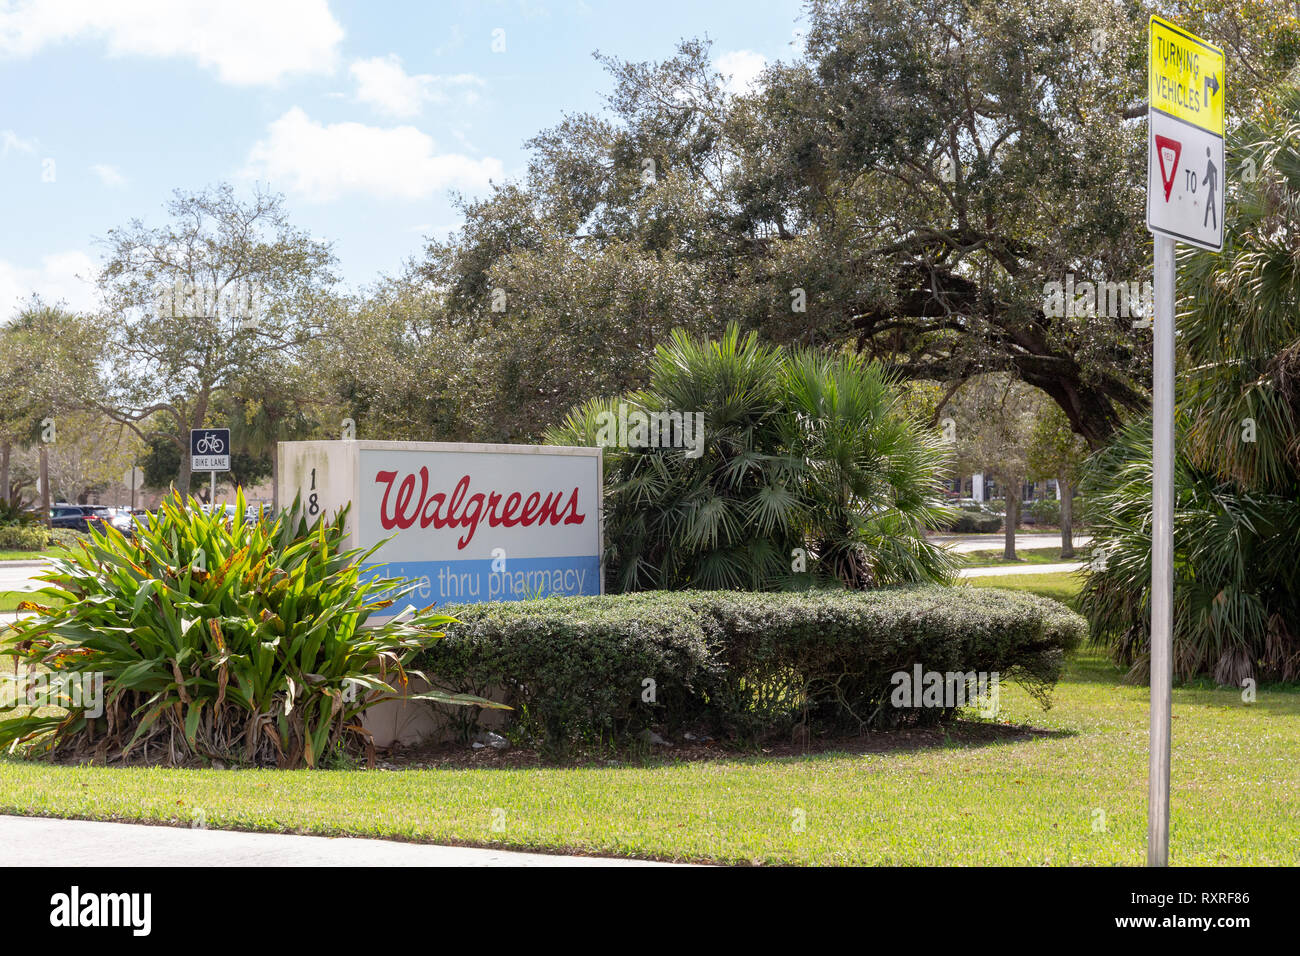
[0,560,48,593]
[958,562,1084,578]
[931,533,1090,554]
[0,814,673,867]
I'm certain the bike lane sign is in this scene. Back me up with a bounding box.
[1147,16,1225,251]
[191,428,231,472]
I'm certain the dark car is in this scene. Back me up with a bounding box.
[49,504,112,533]
[49,504,88,531]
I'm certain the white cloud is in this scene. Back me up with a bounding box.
[0,250,99,321]
[0,0,344,85]
[1,129,36,157]
[350,55,485,118]
[90,163,126,188]
[716,49,767,95]
[243,107,504,202]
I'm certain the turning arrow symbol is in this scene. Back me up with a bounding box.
[1205,72,1220,101]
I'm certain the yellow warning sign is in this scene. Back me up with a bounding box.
[1149,16,1225,136]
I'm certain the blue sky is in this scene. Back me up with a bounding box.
[0,0,806,319]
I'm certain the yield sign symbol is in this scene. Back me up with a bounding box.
[1155,134,1182,202]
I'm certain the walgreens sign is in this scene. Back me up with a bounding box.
[277,441,602,610]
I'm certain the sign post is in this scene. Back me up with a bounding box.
[190,429,230,507]
[122,466,143,510]
[1145,16,1225,867]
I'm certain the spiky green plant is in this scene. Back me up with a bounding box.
[780,347,955,586]
[0,498,39,526]
[1081,85,1300,685]
[1080,418,1300,684]
[545,324,955,591]
[0,489,500,767]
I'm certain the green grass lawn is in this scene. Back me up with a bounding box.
[967,571,1086,609]
[961,547,1089,568]
[0,589,64,612]
[1,574,1296,865]
[0,549,62,562]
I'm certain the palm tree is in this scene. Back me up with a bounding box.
[1081,85,1300,684]
[780,348,954,586]
[546,324,955,591]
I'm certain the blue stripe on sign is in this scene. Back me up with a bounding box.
[360,555,602,609]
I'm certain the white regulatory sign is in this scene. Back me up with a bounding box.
[1147,112,1224,251]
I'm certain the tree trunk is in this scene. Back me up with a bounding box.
[1059,477,1075,559]
[39,444,51,526]
[177,437,192,498]
[271,445,279,512]
[1003,479,1021,561]
[0,441,9,505]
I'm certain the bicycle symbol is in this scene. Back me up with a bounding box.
[196,432,225,455]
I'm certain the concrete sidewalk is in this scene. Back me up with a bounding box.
[958,562,1084,578]
[0,814,673,867]
[930,532,1090,553]
[0,560,49,593]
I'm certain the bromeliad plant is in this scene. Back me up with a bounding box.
[0,489,499,767]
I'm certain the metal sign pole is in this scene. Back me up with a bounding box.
[211,471,217,508]
[1147,233,1176,867]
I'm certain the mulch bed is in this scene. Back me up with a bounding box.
[373,719,1070,771]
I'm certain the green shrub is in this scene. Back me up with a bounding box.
[421,587,1084,747]
[0,499,40,526]
[1024,497,1087,528]
[1081,418,1300,684]
[937,506,1003,533]
[0,524,49,551]
[0,490,498,767]
[0,521,83,552]
[424,595,713,750]
[1025,498,1057,526]
[47,528,82,550]
[545,324,956,592]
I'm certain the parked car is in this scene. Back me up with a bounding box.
[128,510,158,534]
[49,504,89,531]
[49,504,112,533]
[106,507,139,535]
[81,505,112,529]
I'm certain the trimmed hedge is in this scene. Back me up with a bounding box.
[419,587,1085,749]
[0,524,82,551]
[936,503,1003,534]
[1025,497,1088,529]
[0,524,50,551]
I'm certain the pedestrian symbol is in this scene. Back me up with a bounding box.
[1202,147,1218,230]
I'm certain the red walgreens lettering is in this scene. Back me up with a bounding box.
[374,470,586,548]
